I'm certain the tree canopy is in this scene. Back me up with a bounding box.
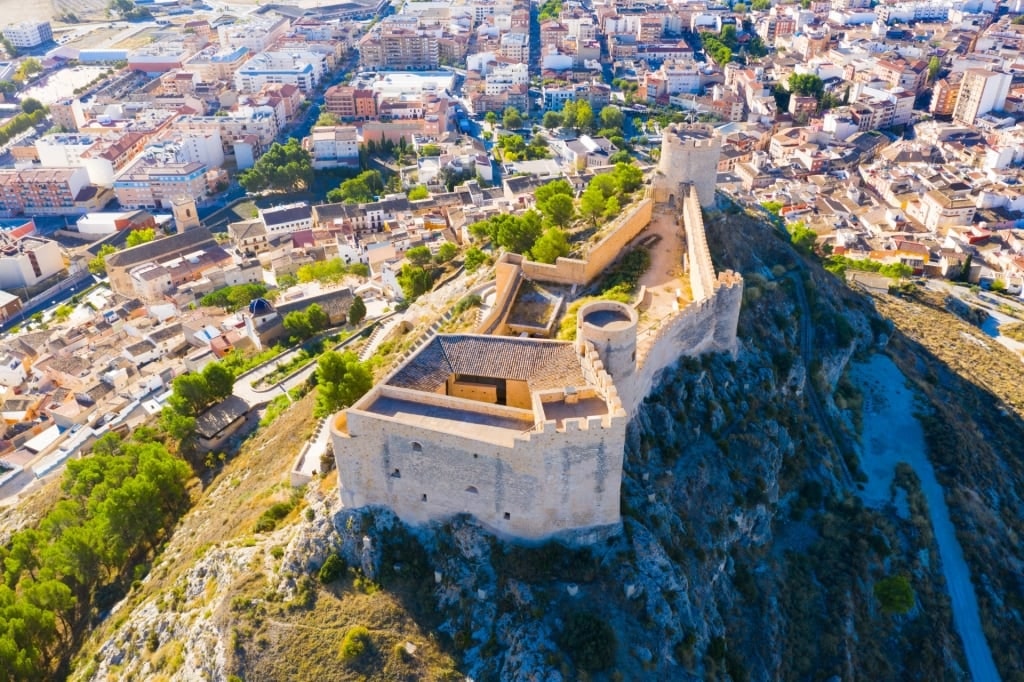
[530,227,570,263]
[348,295,367,325]
[200,283,268,312]
[407,185,430,200]
[125,227,156,247]
[468,210,544,254]
[326,170,384,204]
[238,139,314,193]
[314,350,372,416]
[88,244,117,275]
[503,106,524,130]
[788,73,825,99]
[0,430,191,679]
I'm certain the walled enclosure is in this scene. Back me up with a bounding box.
[333,333,629,542]
[332,127,742,543]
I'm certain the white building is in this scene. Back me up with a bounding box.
[218,16,292,52]
[234,50,325,94]
[259,202,314,235]
[3,21,52,48]
[953,69,1011,125]
[485,62,528,96]
[0,234,63,289]
[305,126,360,169]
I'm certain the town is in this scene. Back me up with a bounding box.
[4,0,1024,680]
[2,0,1024,517]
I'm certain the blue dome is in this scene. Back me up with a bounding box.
[248,298,274,316]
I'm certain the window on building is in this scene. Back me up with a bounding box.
[411,441,422,452]
[503,512,510,520]
[465,486,478,494]
[422,494,427,502]
[392,468,401,478]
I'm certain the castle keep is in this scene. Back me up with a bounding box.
[331,126,742,542]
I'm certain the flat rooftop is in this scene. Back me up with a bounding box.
[583,308,631,330]
[542,396,609,428]
[364,395,534,447]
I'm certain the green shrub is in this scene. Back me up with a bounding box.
[558,612,616,672]
[318,554,346,584]
[254,501,295,533]
[339,625,371,662]
[874,575,915,615]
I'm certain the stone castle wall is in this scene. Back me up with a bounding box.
[619,186,742,413]
[335,385,627,541]
[517,198,654,286]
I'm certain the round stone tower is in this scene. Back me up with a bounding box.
[657,123,722,208]
[576,300,638,380]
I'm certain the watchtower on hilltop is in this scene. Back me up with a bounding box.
[655,123,722,208]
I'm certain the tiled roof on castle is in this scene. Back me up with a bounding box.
[388,334,585,393]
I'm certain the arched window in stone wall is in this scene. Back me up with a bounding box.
[465,486,478,494]
[411,441,422,452]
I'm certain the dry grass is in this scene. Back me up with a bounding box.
[229,572,460,681]
[0,475,63,542]
[873,289,1024,415]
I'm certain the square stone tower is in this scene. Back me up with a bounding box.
[170,195,201,233]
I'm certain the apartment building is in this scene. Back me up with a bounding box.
[358,18,440,70]
[0,168,107,217]
[484,63,529,96]
[174,107,279,157]
[35,131,148,186]
[217,16,291,52]
[2,21,52,48]
[324,85,377,121]
[0,233,63,290]
[499,32,529,62]
[113,159,209,210]
[183,46,251,82]
[953,69,1011,125]
[234,49,326,94]
[930,77,962,117]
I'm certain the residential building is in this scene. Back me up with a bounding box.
[304,126,360,169]
[0,167,108,218]
[113,158,209,210]
[499,32,529,62]
[0,233,63,289]
[217,16,292,52]
[324,85,377,121]
[260,203,314,236]
[485,63,529,96]
[234,50,326,94]
[953,69,1011,125]
[2,21,52,48]
[931,77,962,117]
[104,227,219,297]
[358,18,440,70]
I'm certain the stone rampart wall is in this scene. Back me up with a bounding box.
[684,185,717,303]
[518,198,654,287]
[334,393,626,541]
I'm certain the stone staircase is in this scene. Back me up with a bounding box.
[359,317,400,362]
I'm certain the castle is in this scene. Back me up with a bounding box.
[330,126,742,543]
